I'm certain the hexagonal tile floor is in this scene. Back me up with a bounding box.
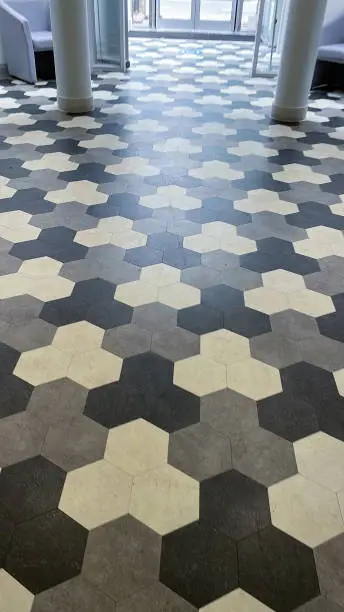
[0,37,344,612]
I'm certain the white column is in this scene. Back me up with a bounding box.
[50,0,94,113]
[271,0,327,123]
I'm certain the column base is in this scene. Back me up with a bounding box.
[271,103,307,124]
[58,95,94,114]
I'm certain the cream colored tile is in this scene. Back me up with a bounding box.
[200,329,250,365]
[14,346,70,386]
[124,119,168,132]
[5,130,54,146]
[190,161,244,181]
[141,263,180,287]
[227,358,282,400]
[98,216,133,233]
[0,273,31,299]
[201,590,273,611]
[225,108,264,121]
[58,116,102,129]
[0,176,16,199]
[67,349,122,389]
[106,156,159,177]
[295,432,344,493]
[0,112,36,126]
[289,289,335,317]
[202,221,256,255]
[79,134,128,150]
[158,283,201,309]
[335,368,344,398]
[130,464,199,535]
[269,474,344,547]
[234,189,298,215]
[27,274,75,302]
[59,459,132,529]
[45,181,108,205]
[20,256,61,276]
[140,185,201,211]
[154,137,202,154]
[244,287,288,315]
[0,570,34,612]
[220,232,257,256]
[174,355,227,397]
[23,152,78,172]
[110,229,147,249]
[263,270,305,293]
[303,143,344,160]
[227,141,276,157]
[330,202,344,216]
[294,226,344,259]
[53,321,104,353]
[202,221,237,239]
[138,92,174,103]
[0,209,40,242]
[115,280,158,307]
[105,418,169,476]
[74,227,111,247]
[183,233,219,254]
[192,122,236,136]
[260,125,305,139]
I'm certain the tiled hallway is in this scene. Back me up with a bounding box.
[0,38,344,611]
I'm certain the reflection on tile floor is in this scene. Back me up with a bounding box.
[0,37,344,611]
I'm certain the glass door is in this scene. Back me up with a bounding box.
[156,0,194,30]
[251,0,283,76]
[90,0,129,71]
[195,0,236,32]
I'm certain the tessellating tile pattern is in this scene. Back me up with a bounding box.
[0,37,344,611]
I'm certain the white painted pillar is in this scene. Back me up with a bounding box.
[271,0,327,123]
[50,0,94,113]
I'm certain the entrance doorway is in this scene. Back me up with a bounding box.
[130,0,259,34]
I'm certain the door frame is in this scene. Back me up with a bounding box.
[194,0,237,33]
[88,0,129,71]
[155,0,195,31]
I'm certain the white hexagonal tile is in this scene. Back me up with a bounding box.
[294,226,344,259]
[140,263,180,287]
[130,464,199,535]
[295,432,344,492]
[244,287,288,315]
[263,270,305,293]
[190,161,244,181]
[53,321,104,353]
[226,358,282,400]
[59,459,132,529]
[0,570,34,612]
[234,189,298,215]
[45,181,108,205]
[14,346,70,386]
[158,283,201,309]
[0,210,40,242]
[174,355,227,397]
[269,474,344,547]
[105,418,169,476]
[106,157,159,177]
[200,329,250,365]
[115,280,158,307]
[67,349,123,389]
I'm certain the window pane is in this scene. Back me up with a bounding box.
[159,0,192,20]
[200,0,232,22]
[241,0,259,31]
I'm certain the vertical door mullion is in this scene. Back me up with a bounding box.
[193,0,200,31]
[152,0,158,29]
[233,0,244,31]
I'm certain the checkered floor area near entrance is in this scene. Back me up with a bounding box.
[0,38,344,612]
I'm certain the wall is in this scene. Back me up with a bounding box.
[324,0,344,23]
